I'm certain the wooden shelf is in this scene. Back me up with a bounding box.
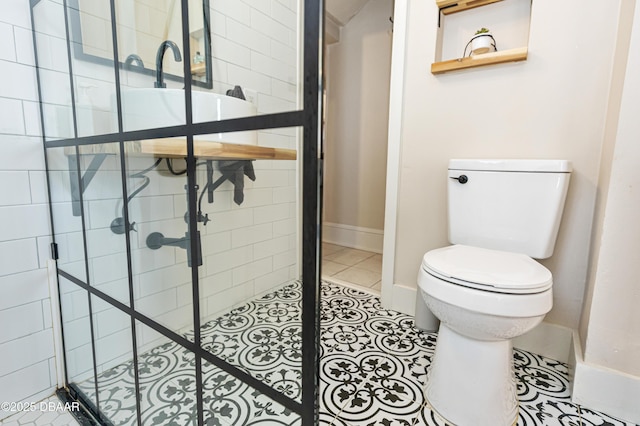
[437,0,504,15]
[431,47,527,74]
[70,139,297,161]
[141,138,296,160]
[191,62,206,76]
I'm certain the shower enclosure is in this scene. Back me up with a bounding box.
[30,0,322,424]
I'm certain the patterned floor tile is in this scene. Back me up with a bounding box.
[193,282,304,402]
[322,323,377,353]
[513,349,580,426]
[321,351,394,419]
[579,405,638,426]
[73,339,194,425]
[201,360,301,426]
[517,399,581,426]
[45,280,638,426]
[319,411,341,425]
[335,369,424,426]
[417,401,450,426]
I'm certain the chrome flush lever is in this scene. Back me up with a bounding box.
[450,175,468,184]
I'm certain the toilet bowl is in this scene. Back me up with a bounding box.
[416,159,572,426]
[418,244,553,425]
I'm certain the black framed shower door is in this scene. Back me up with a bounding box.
[31,0,323,424]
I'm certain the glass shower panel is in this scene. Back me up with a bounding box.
[115,0,187,132]
[33,0,320,421]
[190,0,302,123]
[194,127,301,401]
[124,139,194,337]
[201,359,301,425]
[66,0,119,137]
[78,143,129,305]
[87,296,137,425]
[58,277,97,411]
[135,321,197,425]
[46,147,87,281]
[32,0,75,141]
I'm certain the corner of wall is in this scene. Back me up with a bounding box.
[571,328,640,424]
[390,282,416,315]
[380,0,409,309]
[579,0,636,361]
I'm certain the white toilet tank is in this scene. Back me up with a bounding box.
[448,159,571,259]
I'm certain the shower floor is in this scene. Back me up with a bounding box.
[68,282,632,426]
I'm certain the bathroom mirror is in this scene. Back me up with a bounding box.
[66,0,212,89]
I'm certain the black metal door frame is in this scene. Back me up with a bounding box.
[30,0,324,423]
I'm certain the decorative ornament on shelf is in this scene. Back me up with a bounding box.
[464,27,497,57]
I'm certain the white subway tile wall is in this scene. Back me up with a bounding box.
[0,0,57,420]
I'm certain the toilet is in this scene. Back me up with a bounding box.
[418,159,571,426]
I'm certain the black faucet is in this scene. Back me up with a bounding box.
[124,53,144,70]
[154,40,182,88]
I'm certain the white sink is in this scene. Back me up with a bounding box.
[121,88,257,145]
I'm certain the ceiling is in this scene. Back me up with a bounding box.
[325,0,371,26]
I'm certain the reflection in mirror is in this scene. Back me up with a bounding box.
[68,0,212,89]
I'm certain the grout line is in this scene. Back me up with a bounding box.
[578,404,583,426]
[20,100,28,140]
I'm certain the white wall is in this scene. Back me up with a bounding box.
[584,2,640,378]
[323,0,392,238]
[389,0,622,331]
[0,0,58,420]
[569,3,640,422]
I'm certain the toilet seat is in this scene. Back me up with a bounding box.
[421,244,552,294]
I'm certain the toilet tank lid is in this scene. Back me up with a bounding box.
[449,159,572,173]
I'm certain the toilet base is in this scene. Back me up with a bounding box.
[426,324,519,426]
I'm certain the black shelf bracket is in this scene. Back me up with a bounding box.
[68,153,109,216]
[206,160,214,203]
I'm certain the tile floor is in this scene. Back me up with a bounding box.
[319,283,636,426]
[3,281,636,426]
[322,243,382,293]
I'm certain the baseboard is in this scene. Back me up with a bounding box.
[323,222,383,253]
[391,283,417,315]
[391,283,573,363]
[512,322,573,364]
[570,330,640,424]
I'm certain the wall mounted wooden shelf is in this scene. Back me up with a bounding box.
[437,0,504,15]
[68,139,297,161]
[140,139,297,160]
[64,140,295,216]
[431,46,527,74]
